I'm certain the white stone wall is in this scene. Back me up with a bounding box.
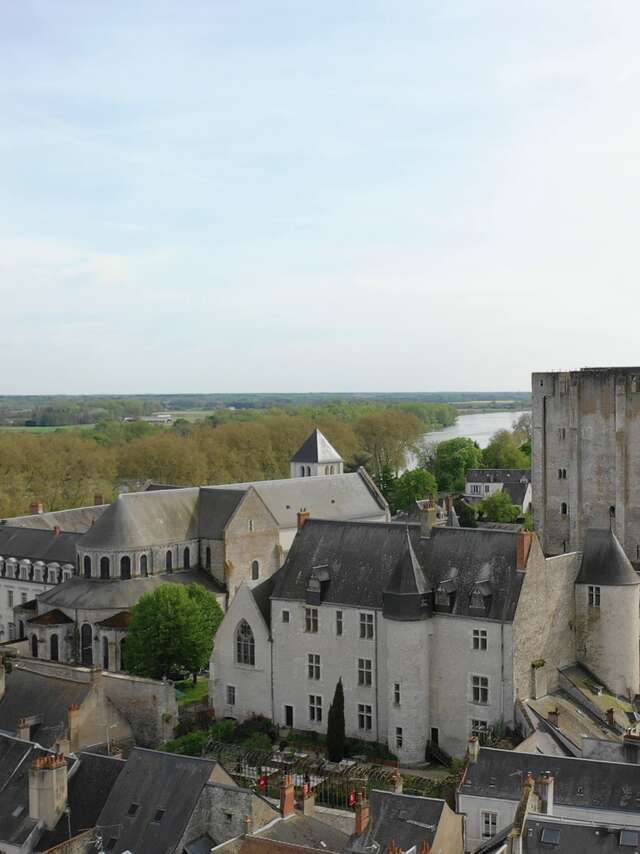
[0,577,54,641]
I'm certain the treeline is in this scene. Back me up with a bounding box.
[0,404,453,518]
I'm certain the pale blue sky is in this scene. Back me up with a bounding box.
[2,1,639,393]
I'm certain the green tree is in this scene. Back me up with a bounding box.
[390,468,437,514]
[123,584,223,681]
[433,438,483,492]
[482,430,529,469]
[453,497,477,528]
[373,464,396,507]
[326,679,346,762]
[478,491,521,523]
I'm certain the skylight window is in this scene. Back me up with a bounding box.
[540,827,561,845]
[620,829,640,847]
[127,803,139,816]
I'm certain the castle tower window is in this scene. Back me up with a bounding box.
[183,547,190,569]
[166,551,173,572]
[100,557,110,579]
[236,620,255,666]
[50,634,59,662]
[140,554,148,577]
[83,555,92,578]
[81,623,93,666]
[251,560,260,581]
[120,556,131,580]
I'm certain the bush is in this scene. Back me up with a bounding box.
[209,719,237,743]
[242,732,273,753]
[163,730,209,756]
[235,715,277,742]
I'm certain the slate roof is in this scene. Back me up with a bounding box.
[502,481,529,507]
[253,812,349,850]
[291,429,343,464]
[0,735,50,845]
[466,469,531,484]
[2,504,109,533]
[0,665,91,747]
[460,747,640,812]
[37,568,225,611]
[27,608,74,625]
[386,532,427,595]
[198,488,249,539]
[348,791,445,853]
[273,520,524,621]
[576,529,640,586]
[0,525,79,564]
[250,569,284,629]
[94,748,219,854]
[517,816,640,853]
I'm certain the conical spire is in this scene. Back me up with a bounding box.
[385,530,427,595]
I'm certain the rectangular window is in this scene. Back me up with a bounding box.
[359,612,374,639]
[471,718,487,738]
[484,484,490,493]
[226,685,236,706]
[472,629,488,650]
[7,590,13,608]
[305,607,318,633]
[336,610,343,636]
[309,695,322,722]
[308,653,321,680]
[588,585,601,608]
[395,727,403,748]
[394,683,401,705]
[358,658,372,686]
[282,610,290,623]
[472,675,489,705]
[482,812,497,839]
[21,592,27,604]
[358,703,373,731]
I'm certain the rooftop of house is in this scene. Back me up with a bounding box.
[0,525,80,564]
[0,735,50,846]
[250,811,349,850]
[348,791,446,853]
[466,469,531,484]
[475,814,640,854]
[290,428,343,464]
[576,529,640,587]
[526,691,617,753]
[502,481,530,507]
[2,504,109,533]
[560,664,638,731]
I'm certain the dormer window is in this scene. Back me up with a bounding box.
[470,588,485,610]
[434,578,457,612]
[435,586,450,607]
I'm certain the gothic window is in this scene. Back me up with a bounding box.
[300,466,306,477]
[236,620,255,666]
[100,556,110,579]
[120,556,131,580]
[306,466,311,477]
[166,551,173,572]
[183,547,190,569]
[330,465,335,474]
[31,634,38,658]
[50,634,59,661]
[81,623,93,666]
[140,554,148,577]
[251,560,259,581]
[83,555,92,578]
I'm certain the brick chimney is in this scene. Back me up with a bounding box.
[419,842,432,854]
[30,502,44,516]
[606,708,616,727]
[547,708,559,728]
[517,531,533,569]
[280,774,295,818]
[29,754,68,830]
[535,773,554,815]
[467,735,480,763]
[297,509,310,529]
[355,791,370,835]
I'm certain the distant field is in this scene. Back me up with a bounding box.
[0,424,95,433]
[165,410,219,421]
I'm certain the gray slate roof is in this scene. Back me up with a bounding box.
[198,488,249,539]
[3,504,109,533]
[348,791,445,852]
[0,525,79,563]
[460,747,640,812]
[502,481,529,507]
[0,735,49,845]
[0,665,91,747]
[576,529,640,586]
[291,428,344,464]
[94,748,219,854]
[256,812,348,850]
[466,469,531,484]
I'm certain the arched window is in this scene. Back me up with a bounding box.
[50,633,59,662]
[206,547,211,570]
[31,634,38,658]
[120,555,131,580]
[140,554,148,577]
[306,466,311,477]
[330,465,335,475]
[18,620,25,640]
[81,623,93,666]
[102,636,109,670]
[183,547,190,570]
[324,466,329,475]
[166,551,173,572]
[100,556,110,579]
[251,560,260,581]
[300,466,306,477]
[83,555,92,578]
[561,502,568,516]
[236,620,255,666]
[120,638,127,672]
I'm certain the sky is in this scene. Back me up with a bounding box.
[2,1,640,394]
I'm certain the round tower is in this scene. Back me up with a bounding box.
[575,528,640,697]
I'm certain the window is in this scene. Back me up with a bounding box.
[153,809,165,823]
[226,685,236,706]
[81,623,93,667]
[50,634,59,662]
[358,704,372,731]
[559,427,566,440]
[540,828,561,845]
[251,560,259,581]
[484,484,490,493]
[470,484,481,494]
[359,612,374,639]
[588,585,601,608]
[482,812,497,839]
[393,683,401,705]
[248,519,254,532]
[309,695,322,722]
[336,610,343,636]
[20,592,27,605]
[165,550,173,572]
[100,556,110,579]
[395,727,403,748]
[358,658,372,686]
[205,547,211,570]
[140,554,148,577]
[83,555,92,578]
[469,589,485,610]
[282,610,290,623]
[236,620,255,666]
[308,654,321,680]
[183,547,190,569]
[105,839,117,852]
[127,803,139,816]
[7,590,13,608]
[473,629,488,650]
[561,502,568,516]
[471,719,487,738]
[102,636,109,670]
[472,675,489,704]
[621,830,640,847]
[120,555,131,580]
[305,607,318,633]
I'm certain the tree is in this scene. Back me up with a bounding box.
[326,679,346,762]
[433,438,483,493]
[123,583,224,681]
[355,410,424,478]
[390,468,437,514]
[482,430,529,469]
[477,491,521,524]
[373,464,396,507]
[512,412,533,442]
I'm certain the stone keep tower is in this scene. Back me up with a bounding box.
[575,529,640,698]
[290,428,344,478]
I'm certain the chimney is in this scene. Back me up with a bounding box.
[30,502,44,516]
[17,717,32,741]
[419,842,432,854]
[535,773,554,815]
[29,754,68,830]
[606,708,616,727]
[421,504,438,536]
[547,708,559,728]
[297,509,310,529]
[243,815,252,837]
[301,787,315,817]
[94,493,104,506]
[355,791,370,835]
[517,531,533,570]
[391,768,403,794]
[67,704,81,752]
[0,657,5,702]
[467,735,480,763]
[280,774,295,818]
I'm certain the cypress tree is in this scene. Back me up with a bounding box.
[326,678,346,762]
